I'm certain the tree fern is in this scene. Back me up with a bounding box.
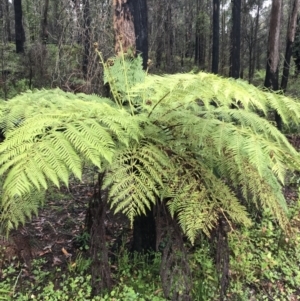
[1,54,300,242]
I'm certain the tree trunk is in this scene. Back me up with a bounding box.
[4,0,12,42]
[195,0,200,65]
[212,0,220,74]
[41,0,49,44]
[155,0,163,68]
[82,0,91,79]
[113,0,136,55]
[130,0,148,70]
[229,0,241,78]
[165,4,173,71]
[13,0,25,53]
[293,17,300,76]
[86,172,111,295]
[264,0,282,130]
[220,0,227,75]
[280,0,300,91]
[249,3,261,82]
[113,0,155,253]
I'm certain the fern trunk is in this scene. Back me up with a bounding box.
[87,172,111,295]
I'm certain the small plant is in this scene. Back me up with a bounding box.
[74,231,90,251]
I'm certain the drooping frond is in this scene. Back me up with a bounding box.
[1,54,300,243]
[163,156,252,243]
[132,71,300,235]
[0,89,144,230]
[135,72,300,125]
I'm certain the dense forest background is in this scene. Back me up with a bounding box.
[1,0,300,98]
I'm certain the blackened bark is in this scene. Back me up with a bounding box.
[264,0,282,130]
[131,0,156,251]
[113,0,155,253]
[281,0,300,91]
[13,0,25,53]
[82,0,91,78]
[229,0,241,78]
[130,0,148,70]
[132,205,156,253]
[212,0,220,74]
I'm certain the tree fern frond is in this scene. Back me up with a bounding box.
[106,140,170,224]
[0,190,45,233]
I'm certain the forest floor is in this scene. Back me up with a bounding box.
[0,168,131,285]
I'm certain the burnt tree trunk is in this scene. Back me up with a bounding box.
[130,0,148,69]
[264,0,282,130]
[229,0,241,78]
[13,0,25,53]
[113,0,155,253]
[280,0,300,91]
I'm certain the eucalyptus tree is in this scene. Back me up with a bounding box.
[264,0,283,129]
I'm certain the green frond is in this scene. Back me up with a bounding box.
[0,89,146,229]
[1,55,300,243]
[0,190,45,233]
[105,140,170,224]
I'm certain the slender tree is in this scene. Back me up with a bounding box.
[212,0,220,73]
[280,0,300,91]
[264,0,283,129]
[229,0,241,78]
[4,0,11,42]
[13,0,25,53]
[82,0,91,78]
[41,0,49,44]
[292,17,300,76]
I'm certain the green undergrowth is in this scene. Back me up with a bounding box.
[227,203,300,300]
[0,249,166,301]
[2,204,300,301]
